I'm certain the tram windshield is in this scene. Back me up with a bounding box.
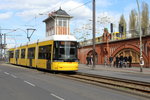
[53,41,78,61]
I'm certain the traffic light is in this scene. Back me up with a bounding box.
[110,23,113,33]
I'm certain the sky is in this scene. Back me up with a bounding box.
[0,0,150,48]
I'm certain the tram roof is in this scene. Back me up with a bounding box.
[12,35,77,48]
[41,35,77,42]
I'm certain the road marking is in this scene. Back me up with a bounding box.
[11,74,17,78]
[4,72,10,75]
[24,81,35,87]
[51,93,65,100]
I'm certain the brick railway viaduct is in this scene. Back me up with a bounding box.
[78,35,150,67]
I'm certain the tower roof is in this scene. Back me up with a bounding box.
[43,8,72,22]
[54,7,70,16]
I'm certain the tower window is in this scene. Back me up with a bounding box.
[59,20,62,26]
[63,20,67,26]
[58,18,67,27]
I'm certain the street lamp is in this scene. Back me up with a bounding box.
[136,0,143,72]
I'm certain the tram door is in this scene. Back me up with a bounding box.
[28,47,35,67]
[16,58,18,64]
[38,45,52,70]
[29,58,32,66]
[46,45,51,70]
[47,60,51,70]
[15,50,19,64]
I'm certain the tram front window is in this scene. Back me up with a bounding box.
[53,41,77,61]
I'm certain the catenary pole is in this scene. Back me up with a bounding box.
[136,0,143,72]
[0,27,2,59]
[92,0,96,69]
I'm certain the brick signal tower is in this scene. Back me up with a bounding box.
[43,8,72,37]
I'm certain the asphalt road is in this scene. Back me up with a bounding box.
[0,63,149,100]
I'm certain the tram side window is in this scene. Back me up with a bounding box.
[15,50,19,58]
[38,45,51,59]
[28,47,35,59]
[21,49,26,58]
[9,51,14,58]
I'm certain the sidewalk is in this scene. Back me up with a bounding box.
[78,64,150,83]
[79,64,150,75]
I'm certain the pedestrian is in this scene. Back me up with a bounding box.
[104,55,108,67]
[86,55,89,65]
[128,55,132,67]
[123,56,128,67]
[109,56,113,67]
[115,55,119,68]
[90,55,93,65]
[113,59,116,67]
[119,54,124,68]
[86,54,91,65]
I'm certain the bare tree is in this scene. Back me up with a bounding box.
[119,14,127,38]
[129,9,138,37]
[141,2,149,35]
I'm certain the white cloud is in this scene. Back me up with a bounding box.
[0,12,13,19]
[0,3,45,10]
[0,0,61,11]
[0,0,58,8]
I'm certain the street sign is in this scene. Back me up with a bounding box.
[140,57,144,66]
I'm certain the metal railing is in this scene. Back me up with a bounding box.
[78,31,150,47]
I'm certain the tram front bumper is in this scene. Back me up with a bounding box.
[52,62,78,71]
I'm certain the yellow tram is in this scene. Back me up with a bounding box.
[8,35,78,71]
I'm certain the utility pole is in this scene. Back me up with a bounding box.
[0,28,21,60]
[0,27,2,60]
[136,0,143,72]
[92,0,96,70]
[4,34,6,59]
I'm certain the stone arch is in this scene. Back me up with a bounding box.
[87,50,98,64]
[111,44,148,66]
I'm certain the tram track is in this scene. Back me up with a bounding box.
[57,72,150,98]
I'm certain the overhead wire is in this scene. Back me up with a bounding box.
[68,0,92,12]
[2,29,17,34]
